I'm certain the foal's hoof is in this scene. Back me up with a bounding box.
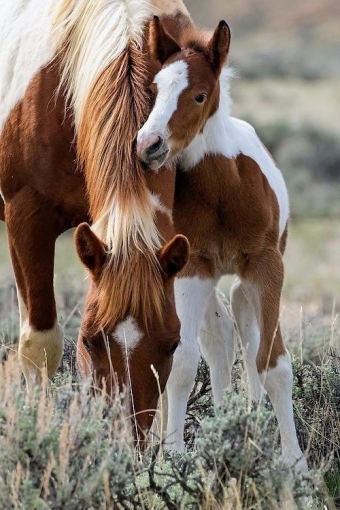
[294,455,309,474]
[284,454,308,474]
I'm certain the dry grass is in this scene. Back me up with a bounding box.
[0,218,339,507]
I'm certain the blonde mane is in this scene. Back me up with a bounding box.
[52,0,165,328]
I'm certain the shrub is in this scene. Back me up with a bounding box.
[0,357,139,509]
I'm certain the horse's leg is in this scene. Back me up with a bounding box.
[198,289,235,405]
[230,277,264,401]
[6,193,63,389]
[0,195,4,221]
[166,276,216,451]
[239,249,307,472]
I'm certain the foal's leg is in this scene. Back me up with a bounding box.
[6,195,63,389]
[166,276,216,451]
[240,249,307,472]
[230,277,264,402]
[198,289,235,405]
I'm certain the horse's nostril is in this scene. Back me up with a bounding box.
[146,137,163,156]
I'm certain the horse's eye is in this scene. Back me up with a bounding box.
[167,342,179,357]
[195,93,207,104]
[82,337,91,352]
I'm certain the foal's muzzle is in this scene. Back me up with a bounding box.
[136,134,169,170]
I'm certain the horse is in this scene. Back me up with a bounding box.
[137,17,308,470]
[0,0,193,439]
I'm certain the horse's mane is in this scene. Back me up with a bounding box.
[178,25,212,54]
[52,0,164,329]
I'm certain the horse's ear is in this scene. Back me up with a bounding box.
[74,223,106,280]
[158,234,190,279]
[149,16,181,64]
[206,20,231,73]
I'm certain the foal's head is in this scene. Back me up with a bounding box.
[137,17,230,169]
[74,223,189,438]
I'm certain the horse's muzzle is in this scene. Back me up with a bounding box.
[136,134,169,170]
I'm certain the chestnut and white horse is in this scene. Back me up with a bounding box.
[137,17,307,470]
[0,0,192,441]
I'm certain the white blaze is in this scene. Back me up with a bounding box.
[115,316,143,357]
[137,60,189,144]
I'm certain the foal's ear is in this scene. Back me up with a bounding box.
[158,234,190,279]
[206,20,231,73]
[74,223,107,280]
[149,16,181,64]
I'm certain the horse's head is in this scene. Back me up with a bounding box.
[137,17,230,169]
[74,223,189,439]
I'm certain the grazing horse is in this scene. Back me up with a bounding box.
[137,17,307,470]
[0,0,191,438]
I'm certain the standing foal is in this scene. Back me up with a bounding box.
[137,17,307,471]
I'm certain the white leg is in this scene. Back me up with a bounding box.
[17,290,63,390]
[232,278,306,472]
[260,353,307,472]
[230,278,264,401]
[198,289,235,405]
[166,276,216,451]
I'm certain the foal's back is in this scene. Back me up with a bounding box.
[175,151,282,277]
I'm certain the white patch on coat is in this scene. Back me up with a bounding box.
[0,0,57,133]
[180,67,289,235]
[115,316,143,356]
[137,60,189,147]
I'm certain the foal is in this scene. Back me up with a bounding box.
[137,17,307,471]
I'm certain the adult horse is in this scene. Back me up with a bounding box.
[137,17,307,470]
[0,0,191,438]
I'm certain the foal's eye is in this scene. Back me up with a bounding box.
[166,342,179,357]
[195,93,207,104]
